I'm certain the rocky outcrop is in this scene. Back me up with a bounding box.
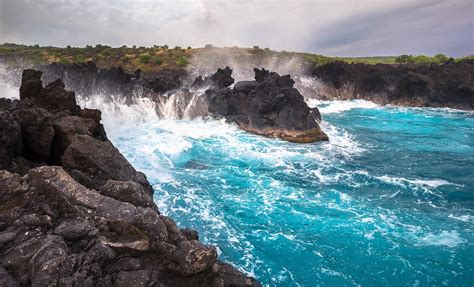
[12,62,327,143]
[312,60,474,110]
[40,62,186,97]
[201,67,328,143]
[192,66,234,89]
[0,69,260,286]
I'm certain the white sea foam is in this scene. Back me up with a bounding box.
[416,230,467,248]
[308,99,379,114]
[448,214,473,223]
[319,121,365,157]
[77,94,160,137]
[376,175,460,190]
[153,118,239,139]
[0,69,19,99]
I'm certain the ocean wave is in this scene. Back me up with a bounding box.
[0,76,19,99]
[307,99,379,114]
[319,121,365,158]
[416,230,467,248]
[77,94,160,137]
[375,175,461,192]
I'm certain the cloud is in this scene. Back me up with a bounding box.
[0,0,472,57]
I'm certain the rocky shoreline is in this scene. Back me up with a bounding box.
[0,69,260,286]
[311,60,474,110]
[10,62,328,143]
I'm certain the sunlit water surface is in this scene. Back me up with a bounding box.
[49,94,473,286]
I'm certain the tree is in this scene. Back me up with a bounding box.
[395,54,413,64]
[139,53,151,63]
[434,53,449,63]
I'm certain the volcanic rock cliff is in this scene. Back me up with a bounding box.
[198,67,328,143]
[0,69,260,286]
[15,62,328,143]
[312,60,474,110]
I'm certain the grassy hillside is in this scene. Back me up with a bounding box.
[1,43,471,73]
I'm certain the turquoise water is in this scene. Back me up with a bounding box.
[109,100,473,286]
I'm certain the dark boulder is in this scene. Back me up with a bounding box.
[0,110,22,169]
[19,69,79,113]
[192,66,234,89]
[234,81,258,94]
[145,69,186,93]
[19,69,43,100]
[168,240,217,275]
[61,135,143,189]
[100,180,156,209]
[180,228,199,240]
[12,107,54,162]
[53,218,94,240]
[0,266,18,287]
[312,60,474,110]
[205,68,328,143]
[52,115,107,161]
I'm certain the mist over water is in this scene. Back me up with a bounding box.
[1,67,473,286]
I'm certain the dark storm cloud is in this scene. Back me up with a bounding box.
[0,0,472,57]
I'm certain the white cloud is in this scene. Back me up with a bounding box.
[0,0,472,56]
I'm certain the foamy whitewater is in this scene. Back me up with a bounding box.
[2,77,473,285]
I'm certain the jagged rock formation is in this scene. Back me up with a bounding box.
[312,60,474,110]
[202,67,328,143]
[0,69,259,286]
[17,63,328,143]
[191,66,235,89]
[6,61,328,142]
[40,62,186,96]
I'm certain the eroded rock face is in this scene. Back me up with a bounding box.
[203,67,328,143]
[40,62,186,96]
[0,109,22,169]
[312,60,474,110]
[192,66,234,89]
[28,63,327,143]
[0,69,260,286]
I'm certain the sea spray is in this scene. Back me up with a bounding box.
[110,103,473,286]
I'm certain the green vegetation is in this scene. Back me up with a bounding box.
[175,55,188,66]
[139,53,151,63]
[0,43,471,74]
[152,56,163,65]
[394,53,453,64]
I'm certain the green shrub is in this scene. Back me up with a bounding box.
[99,48,113,57]
[59,58,71,64]
[122,56,130,62]
[434,53,449,63]
[75,54,86,63]
[175,55,188,66]
[152,56,163,65]
[395,54,413,64]
[139,53,151,63]
[411,55,433,63]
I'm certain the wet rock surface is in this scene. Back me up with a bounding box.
[0,69,260,286]
[312,60,474,110]
[201,67,328,143]
[36,62,327,143]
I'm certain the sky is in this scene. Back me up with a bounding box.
[0,0,472,57]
